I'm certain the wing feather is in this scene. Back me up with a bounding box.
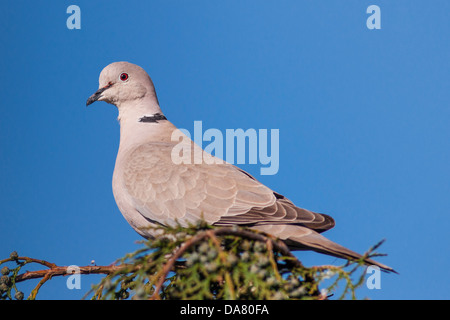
[122,143,334,232]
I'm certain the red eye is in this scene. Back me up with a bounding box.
[120,73,128,81]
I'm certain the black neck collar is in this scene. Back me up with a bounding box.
[138,113,167,123]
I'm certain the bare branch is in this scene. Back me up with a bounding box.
[15,264,128,283]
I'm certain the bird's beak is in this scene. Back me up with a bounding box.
[86,83,113,106]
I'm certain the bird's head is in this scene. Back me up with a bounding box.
[86,61,157,108]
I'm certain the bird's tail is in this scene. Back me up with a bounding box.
[288,233,396,273]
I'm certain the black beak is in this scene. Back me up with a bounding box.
[86,83,113,106]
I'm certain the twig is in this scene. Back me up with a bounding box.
[28,273,52,300]
[0,256,57,269]
[149,231,210,299]
[14,264,128,283]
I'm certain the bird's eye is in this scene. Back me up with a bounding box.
[120,73,129,81]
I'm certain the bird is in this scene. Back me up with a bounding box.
[86,61,394,272]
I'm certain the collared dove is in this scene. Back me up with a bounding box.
[87,61,394,272]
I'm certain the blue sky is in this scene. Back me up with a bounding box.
[1,1,449,299]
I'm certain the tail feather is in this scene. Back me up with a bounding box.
[287,233,396,273]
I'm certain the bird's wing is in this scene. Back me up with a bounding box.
[122,142,334,232]
[121,142,395,273]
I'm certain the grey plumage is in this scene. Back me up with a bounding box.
[87,61,394,273]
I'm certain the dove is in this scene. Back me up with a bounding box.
[86,61,394,272]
